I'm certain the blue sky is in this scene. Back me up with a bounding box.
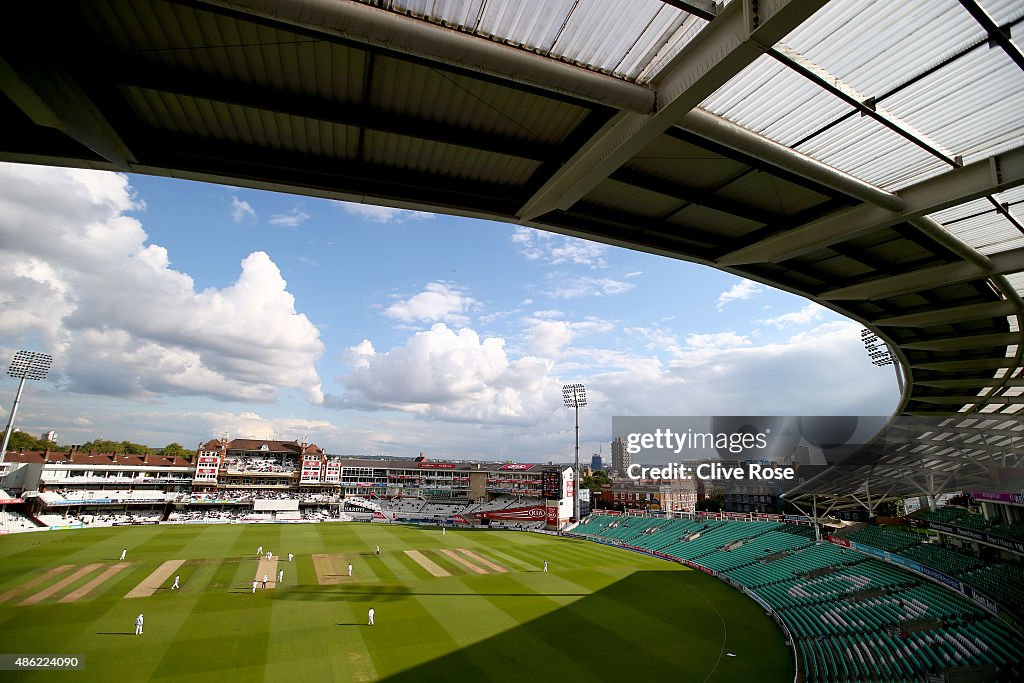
[0,163,900,460]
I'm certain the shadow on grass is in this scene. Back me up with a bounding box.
[276,587,588,602]
[376,570,791,683]
[96,632,135,636]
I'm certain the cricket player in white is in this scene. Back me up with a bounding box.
[262,574,268,589]
[171,575,180,590]
[135,614,144,636]
[120,548,127,561]
[267,551,272,560]
[257,546,263,556]
[543,561,548,572]
[442,527,446,536]
[278,569,283,584]
[375,545,380,556]
[368,608,374,626]
[252,580,257,594]
[348,563,353,577]
[288,553,293,562]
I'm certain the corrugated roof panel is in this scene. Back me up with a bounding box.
[549,0,680,78]
[701,53,854,148]
[664,203,762,237]
[388,0,486,27]
[930,197,994,224]
[362,131,538,184]
[783,0,983,99]
[794,113,949,190]
[978,0,1024,26]
[942,212,1024,256]
[585,178,685,217]
[711,170,822,215]
[372,55,589,144]
[475,0,577,54]
[882,45,1024,165]
[636,14,708,83]
[627,135,749,191]
[369,0,702,82]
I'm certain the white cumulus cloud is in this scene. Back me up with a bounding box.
[231,196,256,223]
[717,278,763,311]
[340,201,434,224]
[383,282,478,326]
[0,163,325,405]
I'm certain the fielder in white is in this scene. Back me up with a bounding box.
[348,563,353,577]
[257,546,263,556]
[368,608,375,626]
[119,548,127,561]
[543,561,548,573]
[288,553,293,562]
[135,613,144,636]
[252,580,257,594]
[278,569,284,584]
[171,575,180,590]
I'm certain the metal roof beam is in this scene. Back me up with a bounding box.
[874,300,1019,327]
[0,54,136,168]
[112,61,555,162]
[900,332,1021,352]
[516,0,828,220]
[818,247,1024,301]
[191,0,654,113]
[910,358,1018,371]
[718,145,1024,265]
[660,1,719,22]
[957,0,1024,72]
[916,377,1024,389]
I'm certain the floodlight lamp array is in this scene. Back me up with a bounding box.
[7,351,53,381]
[562,383,587,408]
[861,329,894,367]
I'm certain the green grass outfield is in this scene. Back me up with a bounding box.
[0,524,791,682]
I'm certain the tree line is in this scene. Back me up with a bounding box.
[0,431,195,459]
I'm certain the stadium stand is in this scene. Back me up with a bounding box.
[575,515,1024,682]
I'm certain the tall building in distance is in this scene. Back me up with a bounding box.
[40,430,56,443]
[590,454,603,471]
[610,437,630,476]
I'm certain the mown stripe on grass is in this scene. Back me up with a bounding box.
[60,562,130,602]
[360,592,491,681]
[21,563,104,605]
[125,559,186,598]
[403,550,450,578]
[0,564,74,603]
[439,548,488,574]
[459,548,507,573]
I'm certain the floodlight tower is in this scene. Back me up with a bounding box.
[0,351,53,463]
[861,329,904,394]
[562,383,586,525]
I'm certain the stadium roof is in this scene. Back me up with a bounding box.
[1,0,1023,508]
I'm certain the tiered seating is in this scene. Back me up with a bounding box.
[845,525,924,553]
[0,509,37,531]
[697,531,813,573]
[960,563,1024,613]
[724,542,863,589]
[627,519,703,551]
[987,519,1024,542]
[660,521,780,560]
[577,517,1024,682]
[900,543,984,576]
[757,562,915,609]
[954,514,993,532]
[913,507,967,524]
